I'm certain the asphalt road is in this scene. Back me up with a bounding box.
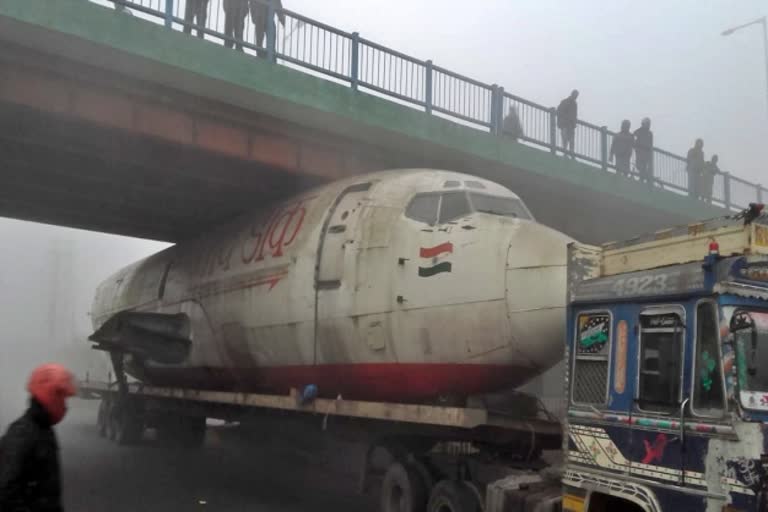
[58,399,376,512]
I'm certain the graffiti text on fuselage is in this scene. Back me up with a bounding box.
[194,198,313,279]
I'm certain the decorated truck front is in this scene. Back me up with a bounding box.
[562,206,768,512]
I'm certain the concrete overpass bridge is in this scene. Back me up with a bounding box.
[0,0,759,244]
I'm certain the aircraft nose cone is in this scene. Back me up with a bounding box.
[505,222,574,373]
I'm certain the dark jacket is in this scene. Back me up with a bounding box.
[556,97,578,129]
[610,131,635,159]
[223,0,249,15]
[0,400,62,512]
[633,126,653,155]
[687,147,705,172]
[503,109,524,140]
[250,0,285,25]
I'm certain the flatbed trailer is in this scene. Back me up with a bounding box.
[78,378,563,512]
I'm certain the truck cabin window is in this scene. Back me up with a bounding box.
[731,309,768,403]
[692,302,724,415]
[638,311,684,413]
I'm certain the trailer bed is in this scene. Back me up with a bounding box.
[78,379,561,436]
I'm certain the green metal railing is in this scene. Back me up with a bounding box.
[102,0,763,211]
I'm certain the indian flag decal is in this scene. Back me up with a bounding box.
[418,242,453,277]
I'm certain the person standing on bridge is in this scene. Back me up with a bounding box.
[701,154,720,204]
[633,118,654,184]
[556,90,579,159]
[0,364,76,512]
[250,0,286,57]
[223,0,250,52]
[686,138,705,199]
[609,120,634,177]
[503,105,524,142]
[183,0,210,39]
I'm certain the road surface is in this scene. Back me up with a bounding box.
[58,399,375,511]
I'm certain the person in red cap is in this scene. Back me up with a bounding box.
[0,363,76,512]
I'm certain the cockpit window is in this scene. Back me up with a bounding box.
[465,181,486,189]
[438,192,471,223]
[443,180,461,188]
[405,194,440,224]
[468,193,532,220]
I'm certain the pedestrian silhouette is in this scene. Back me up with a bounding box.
[0,365,76,512]
[702,154,719,204]
[634,117,654,184]
[557,90,578,158]
[223,0,250,52]
[686,139,705,199]
[250,0,286,57]
[610,120,634,177]
[184,0,210,38]
[503,105,524,142]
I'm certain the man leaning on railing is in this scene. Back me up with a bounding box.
[556,90,579,159]
[633,118,654,184]
[701,155,719,204]
[250,0,286,57]
[610,120,634,177]
[503,106,524,142]
[686,138,705,200]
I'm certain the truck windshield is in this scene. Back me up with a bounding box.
[468,193,532,220]
[731,309,768,397]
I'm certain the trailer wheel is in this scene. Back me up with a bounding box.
[380,462,428,512]
[104,398,117,441]
[109,398,144,445]
[427,480,480,512]
[97,398,109,438]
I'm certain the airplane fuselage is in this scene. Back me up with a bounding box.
[92,170,572,402]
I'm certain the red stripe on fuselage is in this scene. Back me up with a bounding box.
[419,242,453,259]
[140,363,534,403]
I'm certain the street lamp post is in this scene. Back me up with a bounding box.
[722,16,768,119]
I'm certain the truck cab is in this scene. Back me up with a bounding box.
[564,205,768,512]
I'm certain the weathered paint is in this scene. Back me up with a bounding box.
[91,169,573,402]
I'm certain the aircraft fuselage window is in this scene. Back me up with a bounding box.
[438,192,472,223]
[405,194,440,225]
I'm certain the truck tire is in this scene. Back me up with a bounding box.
[97,399,108,438]
[427,480,480,512]
[380,462,428,512]
[110,398,144,445]
[104,398,117,441]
